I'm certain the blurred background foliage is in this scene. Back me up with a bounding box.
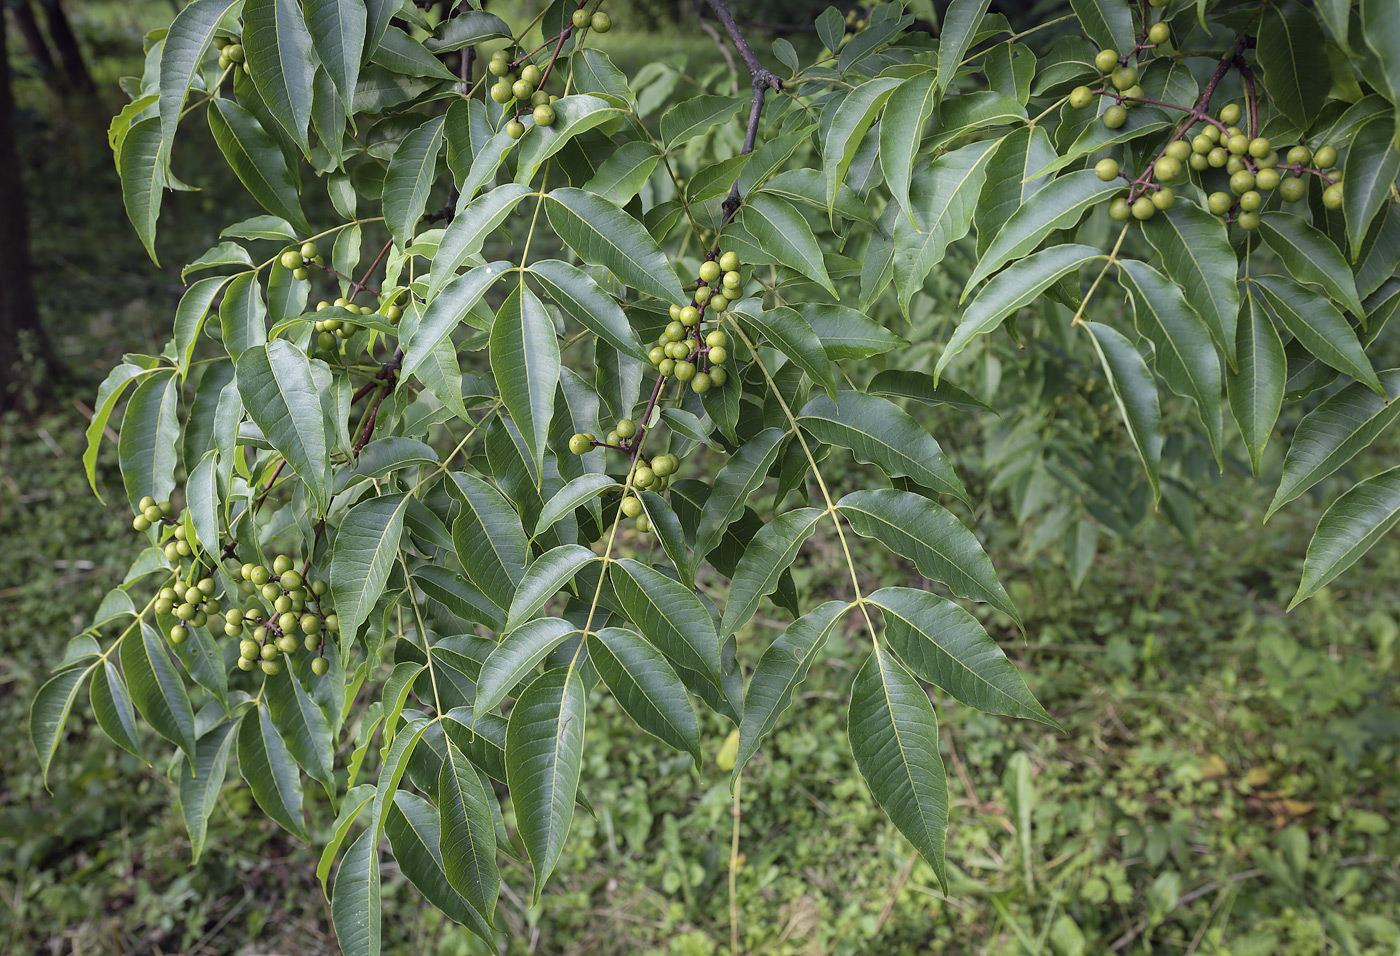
[2,1,1398,953]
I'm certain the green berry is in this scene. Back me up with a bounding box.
[634,466,654,488]
[635,515,651,534]
[1314,145,1338,169]
[1237,211,1262,231]
[616,418,637,439]
[325,614,339,632]
[679,306,700,326]
[240,639,260,660]
[1094,158,1119,181]
[569,433,593,454]
[170,625,189,644]
[1217,103,1241,125]
[1154,156,1181,182]
[280,570,302,589]
[312,657,330,676]
[1192,134,1213,154]
[1108,197,1131,221]
[673,360,696,382]
[489,55,510,76]
[520,64,542,87]
[699,260,721,284]
[1286,145,1312,166]
[506,120,526,139]
[1322,181,1344,209]
[1208,147,1228,168]
[1279,176,1307,202]
[1255,168,1280,191]
[260,660,282,675]
[652,455,676,478]
[533,104,556,127]
[1248,137,1271,159]
[708,345,728,365]
[1102,105,1127,129]
[694,285,712,305]
[648,346,667,365]
[1148,22,1170,44]
[143,504,163,522]
[1238,190,1262,212]
[591,11,611,32]
[1131,196,1156,220]
[705,329,728,348]
[1165,140,1193,163]
[690,372,712,394]
[1069,86,1093,109]
[491,81,513,103]
[1110,66,1138,91]
[572,8,590,29]
[621,495,642,518]
[1229,170,1256,195]
[1227,134,1249,156]
[709,294,729,312]
[301,613,321,633]
[658,359,675,376]
[139,495,156,511]
[133,515,151,531]
[1151,187,1175,210]
[280,250,303,269]
[1094,48,1119,73]
[719,251,739,272]
[709,367,727,387]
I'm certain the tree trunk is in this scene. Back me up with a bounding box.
[8,1,59,87]
[0,6,62,411]
[38,0,92,95]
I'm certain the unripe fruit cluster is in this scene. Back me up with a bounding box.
[489,49,563,139]
[279,240,322,281]
[156,571,222,645]
[230,554,335,675]
[216,42,246,73]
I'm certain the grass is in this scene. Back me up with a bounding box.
[4,4,1400,954]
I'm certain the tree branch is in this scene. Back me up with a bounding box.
[704,0,782,226]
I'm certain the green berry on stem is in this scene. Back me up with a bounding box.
[709,367,727,387]
[1108,197,1131,221]
[680,305,700,326]
[719,251,739,272]
[1314,145,1337,168]
[1322,182,1344,209]
[1094,48,1119,73]
[1131,196,1156,220]
[1208,147,1229,168]
[1229,170,1256,195]
[1148,22,1170,44]
[280,250,303,269]
[1151,188,1175,210]
[1279,176,1307,202]
[621,496,642,518]
[1102,105,1127,129]
[690,372,712,394]
[1094,158,1119,181]
[1255,168,1280,191]
[1218,103,1241,125]
[1286,145,1312,166]
[506,120,525,139]
[1154,156,1181,182]
[312,657,330,676]
[520,64,542,86]
[572,8,590,28]
[591,11,611,32]
[708,345,728,364]
[699,260,721,283]
[1237,211,1262,230]
[569,433,593,454]
[1248,137,1271,159]
[1238,190,1262,212]
[1110,66,1138,91]
[705,329,728,348]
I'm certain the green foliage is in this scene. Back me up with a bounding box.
[30,0,1400,950]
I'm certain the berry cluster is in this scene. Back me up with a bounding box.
[278,240,321,282]
[215,41,246,73]
[489,50,560,140]
[568,419,682,534]
[1069,45,1345,230]
[647,249,743,394]
[229,554,336,676]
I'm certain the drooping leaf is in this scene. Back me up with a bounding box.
[661,93,744,146]
[545,188,686,304]
[384,115,446,246]
[1228,286,1286,477]
[517,95,625,179]
[730,301,836,397]
[1342,115,1400,257]
[305,0,366,109]
[242,0,316,153]
[118,370,180,512]
[505,667,586,903]
[1258,213,1365,318]
[611,558,721,680]
[238,701,308,840]
[530,259,647,361]
[117,116,165,264]
[879,73,939,222]
[385,791,494,941]
[1290,467,1400,608]
[220,271,268,360]
[265,666,336,788]
[475,617,579,717]
[177,719,238,864]
[1141,202,1240,363]
[533,474,616,539]
[329,493,408,652]
[506,546,598,631]
[1255,0,1331,132]
[90,659,146,763]
[30,663,92,787]
[867,369,995,413]
[439,738,500,920]
[741,193,837,296]
[207,99,311,233]
[694,427,787,559]
[589,627,701,765]
[331,826,381,956]
[1084,321,1162,500]
[837,489,1021,625]
[490,284,559,477]
[121,622,197,763]
[429,185,530,298]
[937,0,993,91]
[1253,275,1382,396]
[823,77,902,219]
[450,472,528,611]
[401,261,510,379]
[236,340,331,511]
[720,509,822,637]
[848,643,949,888]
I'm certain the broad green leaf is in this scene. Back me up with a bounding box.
[243,0,316,153]
[238,701,308,839]
[265,666,335,788]
[1068,0,1134,52]
[118,116,164,264]
[1117,259,1223,465]
[385,792,494,942]
[177,720,238,864]
[638,490,694,588]
[974,126,1057,255]
[661,94,744,146]
[869,586,1051,723]
[118,370,180,511]
[1256,0,1331,132]
[31,663,91,786]
[1361,0,1400,102]
[533,474,616,539]
[1141,202,1240,363]
[1037,106,1173,180]
[1228,287,1286,477]
[443,707,509,783]
[401,261,510,379]
[85,361,161,499]
[172,625,227,711]
[236,340,330,511]
[425,10,512,51]
[1253,275,1382,395]
[893,139,999,316]
[734,601,849,776]
[867,369,995,413]
[380,662,425,748]
[1084,321,1162,499]
[740,193,836,296]
[611,558,721,680]
[937,0,992,91]
[1343,115,1400,257]
[848,643,948,888]
[589,627,701,764]
[798,392,969,501]
[329,493,408,652]
[475,617,579,717]
[694,427,787,559]
[530,259,647,361]
[1267,370,1400,519]
[584,141,660,206]
[517,95,624,179]
[331,826,381,956]
[90,659,145,762]
[186,450,219,558]
[506,667,586,903]
[879,74,940,222]
[373,26,460,80]
[319,785,374,899]
[720,508,822,637]
[730,301,837,397]
[429,185,530,298]
[305,0,366,107]
[384,115,446,246]
[156,0,239,169]
[181,241,253,281]
[348,437,438,484]
[1290,467,1400,608]
[220,271,268,360]
[800,303,909,359]
[172,275,228,379]
[1258,213,1365,317]
[939,244,1103,380]
[963,173,1119,296]
[823,78,902,219]
[121,621,197,761]
[207,99,311,234]
[449,472,527,603]
[491,284,559,478]
[439,739,500,920]
[837,489,1020,625]
[545,188,686,304]
[506,546,598,631]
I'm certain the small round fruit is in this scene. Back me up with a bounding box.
[143,504,162,521]
[1108,197,1131,221]
[260,660,283,675]
[139,495,156,511]
[261,583,281,602]
[1151,187,1175,210]
[658,358,675,376]
[163,542,180,561]
[385,305,402,322]
[133,515,151,531]
[1248,137,1271,159]
[615,418,637,439]
[520,64,542,87]
[1203,125,1222,143]
[1226,156,1244,175]
[1094,48,1120,73]
[531,90,550,107]
[1322,182,1344,209]
[709,294,729,312]
[680,305,700,326]
[1094,158,1119,181]
[300,613,321,635]
[225,622,243,637]
[690,372,712,394]
[606,430,620,445]
[621,496,642,518]
[277,633,298,654]
[490,81,513,103]
[694,285,712,305]
[1227,133,1249,156]
[312,657,330,676]
[324,614,339,633]
[532,104,556,127]
[318,331,336,350]
[506,120,525,139]
[278,611,298,633]
[705,329,728,348]
[1148,22,1170,44]
[591,11,611,32]
[709,367,727,387]
[1255,167,1280,191]
[669,303,682,320]
[666,320,687,342]
[170,625,189,644]
[1314,145,1337,169]
[510,77,531,98]
[719,251,739,272]
[648,346,666,365]
[227,44,244,63]
[1154,156,1181,182]
[260,643,279,661]
[1102,105,1127,129]
[237,657,256,671]
[652,454,676,477]
[572,8,590,28]
[634,466,655,488]
[569,433,593,455]
[1279,176,1307,202]
[1110,65,1138,91]
[1286,145,1312,166]
[1218,103,1242,125]
[489,55,511,76]
[1229,170,1256,195]
[708,345,728,364]
[635,515,651,534]
[300,241,319,260]
[280,569,302,590]
[673,360,696,381]
[1131,196,1156,220]
[1205,147,1227,168]
[240,639,260,660]
[304,634,319,651]
[1237,211,1261,231]
[1165,140,1192,162]
[292,267,309,280]
[311,579,328,597]
[280,250,304,269]
[1192,134,1213,154]
[1238,190,1262,212]
[699,260,721,283]
[1069,86,1093,109]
